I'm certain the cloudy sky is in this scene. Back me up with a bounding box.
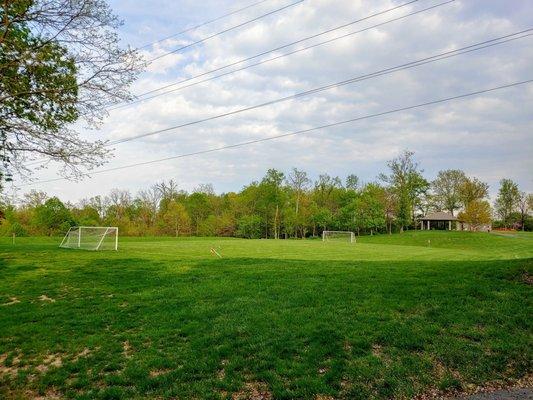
[14,0,533,202]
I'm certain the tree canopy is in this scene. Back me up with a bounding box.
[0,0,143,181]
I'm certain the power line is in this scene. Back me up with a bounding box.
[107,30,532,146]
[148,0,306,63]
[20,1,304,169]
[138,0,272,50]
[109,0,430,111]
[21,0,429,167]
[19,79,532,187]
[20,29,532,170]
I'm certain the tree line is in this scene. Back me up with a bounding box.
[1,151,532,238]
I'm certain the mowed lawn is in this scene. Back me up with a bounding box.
[0,232,531,399]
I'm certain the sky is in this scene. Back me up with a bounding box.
[12,0,533,203]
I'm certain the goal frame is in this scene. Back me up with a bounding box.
[59,226,119,251]
[322,230,356,243]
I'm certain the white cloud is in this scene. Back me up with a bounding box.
[17,0,533,201]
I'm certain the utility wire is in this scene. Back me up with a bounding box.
[148,0,306,63]
[20,1,302,168]
[20,28,531,169]
[19,79,532,186]
[107,30,532,146]
[138,0,272,50]
[109,0,429,111]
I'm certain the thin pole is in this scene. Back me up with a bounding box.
[115,228,118,251]
[12,233,15,245]
[78,228,81,248]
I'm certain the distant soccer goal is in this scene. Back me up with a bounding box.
[59,227,118,251]
[322,231,355,243]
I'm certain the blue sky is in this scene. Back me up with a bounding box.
[17,0,533,202]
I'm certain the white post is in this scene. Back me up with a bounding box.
[448,221,451,230]
[78,228,81,248]
[59,227,73,248]
[427,220,430,230]
[115,228,118,251]
[95,227,110,250]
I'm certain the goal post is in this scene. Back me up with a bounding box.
[59,226,119,251]
[322,230,355,243]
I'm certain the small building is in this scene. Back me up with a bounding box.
[419,211,457,230]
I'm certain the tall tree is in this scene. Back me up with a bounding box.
[457,200,492,231]
[287,168,310,215]
[495,179,520,228]
[161,200,190,237]
[345,174,360,191]
[379,150,427,232]
[517,192,531,231]
[34,197,73,235]
[1,0,143,180]
[259,169,286,239]
[459,177,489,208]
[432,169,466,216]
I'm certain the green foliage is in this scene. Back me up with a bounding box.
[379,150,428,231]
[236,214,263,238]
[0,232,531,398]
[495,178,521,228]
[34,197,74,235]
[432,169,467,215]
[458,200,492,230]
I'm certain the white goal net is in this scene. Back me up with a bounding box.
[59,227,118,251]
[322,230,355,243]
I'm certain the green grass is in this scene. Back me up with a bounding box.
[0,231,531,399]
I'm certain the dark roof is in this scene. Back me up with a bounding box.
[420,211,457,221]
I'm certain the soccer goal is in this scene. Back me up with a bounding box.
[322,230,355,243]
[59,226,119,251]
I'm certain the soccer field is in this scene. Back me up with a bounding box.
[1,232,532,399]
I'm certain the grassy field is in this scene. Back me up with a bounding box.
[0,231,531,399]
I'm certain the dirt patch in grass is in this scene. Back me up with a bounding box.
[521,271,533,285]
[217,359,229,380]
[35,354,62,373]
[34,388,63,399]
[39,295,56,303]
[232,381,272,400]
[1,388,63,400]
[72,347,92,362]
[1,297,20,306]
[122,341,133,358]
[0,352,24,377]
[343,340,352,353]
[414,373,533,399]
[149,369,172,378]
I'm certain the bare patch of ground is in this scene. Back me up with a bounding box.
[521,272,532,286]
[36,354,62,373]
[414,374,533,400]
[122,340,132,358]
[0,352,24,377]
[33,388,63,399]
[39,295,56,303]
[72,347,92,362]
[232,381,272,400]
[1,297,20,306]
[149,369,172,378]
